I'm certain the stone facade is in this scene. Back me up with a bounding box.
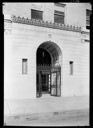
[4,3,90,115]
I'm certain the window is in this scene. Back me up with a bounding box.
[85,39,89,42]
[54,3,66,7]
[54,10,64,24]
[31,9,43,20]
[69,61,73,75]
[22,59,28,74]
[86,9,91,29]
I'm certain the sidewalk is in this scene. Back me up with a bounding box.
[4,95,89,116]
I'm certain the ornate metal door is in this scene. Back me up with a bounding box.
[36,71,42,97]
[37,65,61,97]
[50,66,61,96]
[37,65,51,97]
[51,72,57,96]
[56,70,61,96]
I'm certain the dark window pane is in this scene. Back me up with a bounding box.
[55,10,64,15]
[22,59,27,74]
[69,61,73,75]
[86,9,91,16]
[86,25,89,29]
[54,10,64,24]
[31,9,43,20]
[54,3,66,7]
[86,9,91,29]
[54,14,64,24]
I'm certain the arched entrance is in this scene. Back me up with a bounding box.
[36,41,62,97]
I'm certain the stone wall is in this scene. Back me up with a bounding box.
[4,16,89,99]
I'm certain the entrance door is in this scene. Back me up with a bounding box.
[36,72,42,97]
[41,74,49,93]
[56,71,61,96]
[37,71,50,97]
[37,66,61,97]
[51,72,57,96]
[50,67,61,96]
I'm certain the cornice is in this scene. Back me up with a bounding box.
[81,31,90,35]
[9,15,81,33]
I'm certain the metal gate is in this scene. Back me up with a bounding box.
[37,65,61,97]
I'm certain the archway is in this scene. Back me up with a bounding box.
[36,41,62,97]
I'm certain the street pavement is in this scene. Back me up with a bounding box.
[4,109,89,126]
[4,95,89,126]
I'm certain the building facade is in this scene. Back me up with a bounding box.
[4,3,91,115]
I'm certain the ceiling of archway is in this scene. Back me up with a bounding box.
[38,42,62,60]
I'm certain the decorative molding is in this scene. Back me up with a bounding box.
[10,15,81,33]
[4,29,12,34]
[4,19,12,34]
[81,39,89,43]
[81,31,89,35]
[85,39,89,42]
[4,19,12,23]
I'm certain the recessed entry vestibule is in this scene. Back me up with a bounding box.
[36,41,62,97]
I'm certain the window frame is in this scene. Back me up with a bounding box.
[54,3,66,7]
[31,9,43,20]
[54,10,64,24]
[22,58,28,75]
[69,61,73,75]
[86,9,91,29]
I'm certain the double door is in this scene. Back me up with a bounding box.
[51,70,61,96]
[41,73,50,93]
[37,67,61,97]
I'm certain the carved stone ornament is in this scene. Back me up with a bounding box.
[11,15,81,33]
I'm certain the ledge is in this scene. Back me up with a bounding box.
[81,27,90,35]
[9,15,82,33]
[81,30,90,35]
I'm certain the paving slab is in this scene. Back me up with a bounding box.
[4,109,89,126]
[4,95,89,116]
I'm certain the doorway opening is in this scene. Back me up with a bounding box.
[36,41,62,97]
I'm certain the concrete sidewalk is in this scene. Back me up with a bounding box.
[4,95,89,116]
[4,108,89,126]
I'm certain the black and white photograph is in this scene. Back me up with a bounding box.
[3,2,91,126]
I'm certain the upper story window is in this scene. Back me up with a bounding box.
[86,9,91,29]
[54,10,64,24]
[31,9,43,20]
[54,3,66,7]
